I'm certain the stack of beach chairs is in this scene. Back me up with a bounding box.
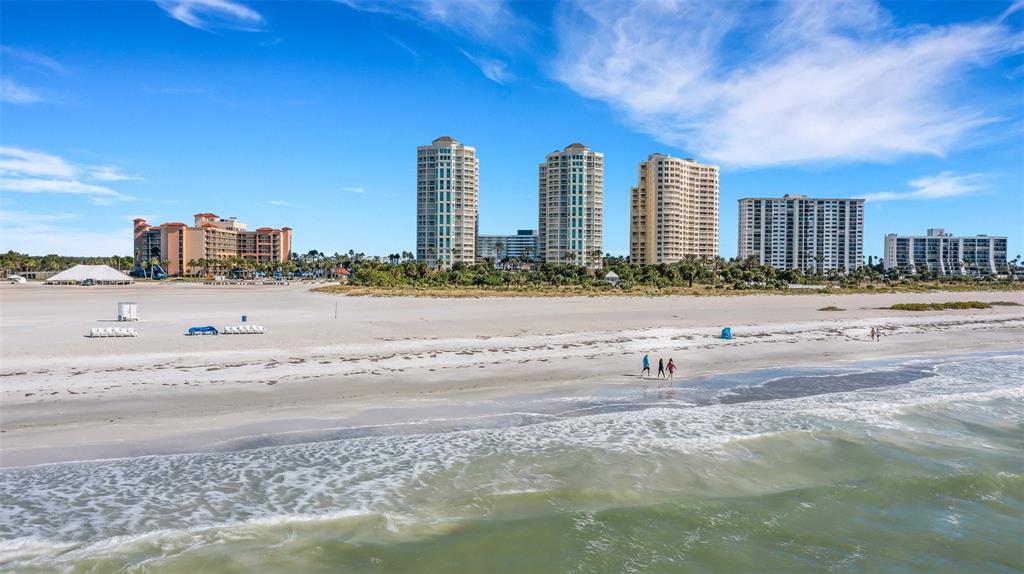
[222,324,265,335]
[88,327,138,338]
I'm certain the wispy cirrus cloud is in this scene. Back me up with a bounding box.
[865,171,989,201]
[1,77,45,104]
[0,146,75,178]
[1000,0,1024,21]
[155,0,264,31]
[460,49,514,84]
[0,147,139,204]
[343,186,366,194]
[0,210,81,225]
[341,0,525,84]
[339,0,526,45]
[552,0,1022,168]
[1,46,65,74]
[88,165,144,182]
[268,200,295,206]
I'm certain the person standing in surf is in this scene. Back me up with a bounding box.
[667,358,676,380]
[657,358,666,379]
[641,354,651,378]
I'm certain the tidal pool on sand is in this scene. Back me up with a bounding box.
[1,354,1022,573]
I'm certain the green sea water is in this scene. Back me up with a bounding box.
[2,354,1022,573]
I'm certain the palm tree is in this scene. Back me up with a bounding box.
[22,257,39,277]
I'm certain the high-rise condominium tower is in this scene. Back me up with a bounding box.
[629,154,719,265]
[416,136,479,268]
[738,195,864,272]
[538,143,604,268]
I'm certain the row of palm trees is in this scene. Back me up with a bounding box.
[0,252,134,276]
[4,248,1020,284]
[342,255,900,291]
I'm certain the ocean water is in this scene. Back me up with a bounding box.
[1,354,1022,573]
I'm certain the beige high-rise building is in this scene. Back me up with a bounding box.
[630,154,719,265]
[417,136,479,268]
[538,143,604,268]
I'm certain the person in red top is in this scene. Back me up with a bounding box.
[667,358,677,380]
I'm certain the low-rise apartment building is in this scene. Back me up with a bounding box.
[883,229,1008,276]
[133,213,292,276]
[476,229,539,262]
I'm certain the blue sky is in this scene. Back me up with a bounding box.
[1,0,1021,259]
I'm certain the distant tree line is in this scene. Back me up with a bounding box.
[3,249,1019,289]
[344,254,1020,291]
[0,252,134,275]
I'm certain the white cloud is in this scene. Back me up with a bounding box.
[460,49,514,84]
[339,0,524,45]
[1,77,44,104]
[0,210,81,225]
[0,210,131,256]
[552,0,1021,167]
[865,171,988,201]
[0,146,75,178]
[343,186,366,193]
[0,178,133,204]
[0,147,138,204]
[268,200,294,206]
[1001,0,1024,21]
[155,0,264,31]
[88,165,144,181]
[1,46,65,74]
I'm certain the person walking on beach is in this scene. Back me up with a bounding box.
[870,327,876,342]
[667,358,677,381]
[641,354,651,378]
[657,358,666,380]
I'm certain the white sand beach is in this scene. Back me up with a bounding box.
[1,282,1022,466]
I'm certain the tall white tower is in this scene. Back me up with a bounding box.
[416,136,479,268]
[538,143,604,268]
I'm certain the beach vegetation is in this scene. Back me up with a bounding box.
[889,301,995,311]
[311,255,1024,298]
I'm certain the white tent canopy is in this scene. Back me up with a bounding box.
[45,264,134,285]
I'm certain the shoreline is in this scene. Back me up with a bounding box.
[2,284,1023,467]
[4,348,1020,472]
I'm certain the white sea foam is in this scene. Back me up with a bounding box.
[1,354,1021,568]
